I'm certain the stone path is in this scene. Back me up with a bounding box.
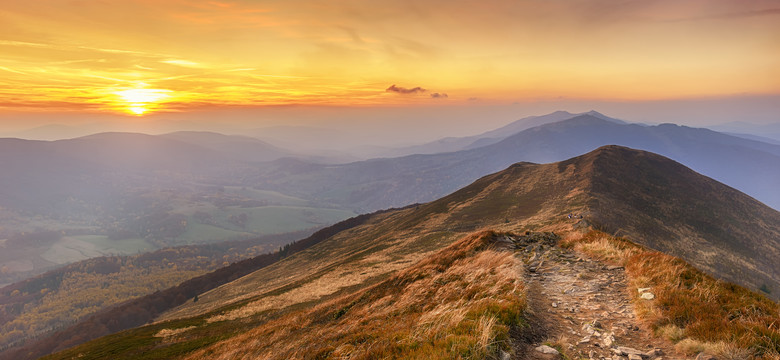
[507,232,684,360]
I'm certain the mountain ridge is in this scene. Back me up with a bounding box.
[22,145,780,360]
[245,114,780,213]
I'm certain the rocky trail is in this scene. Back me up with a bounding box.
[507,232,685,360]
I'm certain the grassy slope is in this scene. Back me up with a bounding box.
[183,231,524,360]
[46,231,527,360]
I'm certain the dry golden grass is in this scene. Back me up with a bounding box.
[180,231,527,360]
[565,230,780,359]
[154,326,196,339]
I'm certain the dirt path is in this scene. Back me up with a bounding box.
[509,232,684,360]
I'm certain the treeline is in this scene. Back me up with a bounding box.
[0,207,396,360]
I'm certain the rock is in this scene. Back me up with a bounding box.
[582,323,594,334]
[637,287,651,293]
[615,346,645,357]
[535,345,560,355]
[640,292,655,300]
[645,348,663,357]
[605,265,624,270]
[628,354,642,360]
[499,350,511,360]
[602,333,615,347]
[695,353,717,360]
[552,302,558,308]
[578,336,592,344]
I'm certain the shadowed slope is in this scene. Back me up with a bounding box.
[580,146,780,298]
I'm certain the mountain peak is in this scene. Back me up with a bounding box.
[447,144,780,299]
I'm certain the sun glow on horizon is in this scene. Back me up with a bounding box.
[113,88,172,116]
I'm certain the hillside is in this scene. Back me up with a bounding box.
[25,146,780,359]
[0,210,387,360]
[0,230,308,352]
[581,146,780,297]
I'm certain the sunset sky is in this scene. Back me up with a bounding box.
[0,0,779,135]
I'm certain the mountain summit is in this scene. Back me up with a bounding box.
[567,146,780,296]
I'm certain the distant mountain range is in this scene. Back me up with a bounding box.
[248,114,780,212]
[710,121,780,143]
[356,110,627,158]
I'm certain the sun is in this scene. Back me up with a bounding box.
[128,106,147,115]
[113,88,172,116]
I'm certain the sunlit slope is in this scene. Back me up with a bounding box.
[158,156,587,322]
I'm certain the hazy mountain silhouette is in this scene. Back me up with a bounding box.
[251,114,780,211]
[370,110,626,157]
[0,133,227,212]
[161,131,292,163]
[710,121,780,143]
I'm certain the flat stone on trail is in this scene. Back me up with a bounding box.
[614,346,645,357]
[535,345,560,355]
[645,348,663,357]
[640,292,655,300]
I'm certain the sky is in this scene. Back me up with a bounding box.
[0,0,779,140]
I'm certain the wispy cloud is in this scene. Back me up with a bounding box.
[0,40,172,59]
[161,59,204,68]
[663,8,780,22]
[430,92,448,99]
[0,66,27,75]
